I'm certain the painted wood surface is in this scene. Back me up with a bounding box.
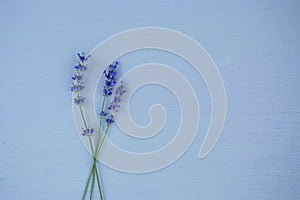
[0,0,299,199]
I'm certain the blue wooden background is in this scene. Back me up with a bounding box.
[0,0,299,199]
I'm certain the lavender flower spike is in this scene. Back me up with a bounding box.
[102,61,119,97]
[108,81,126,113]
[71,52,90,107]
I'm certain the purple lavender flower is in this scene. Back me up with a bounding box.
[81,128,94,136]
[74,96,85,105]
[77,52,90,63]
[98,62,126,126]
[74,52,90,72]
[102,61,119,97]
[71,52,90,107]
[71,82,85,92]
[99,111,108,117]
[115,81,126,95]
[74,64,87,72]
[106,115,114,125]
[108,81,126,113]
[72,73,83,82]
[71,52,89,93]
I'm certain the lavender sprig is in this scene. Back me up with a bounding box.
[71,52,90,106]
[102,61,119,97]
[71,52,94,137]
[98,61,119,130]
[71,52,102,200]
[108,81,126,114]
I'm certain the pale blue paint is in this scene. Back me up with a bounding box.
[0,0,299,199]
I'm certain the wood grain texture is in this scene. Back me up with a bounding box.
[0,0,299,199]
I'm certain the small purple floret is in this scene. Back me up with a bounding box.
[81,128,94,136]
[71,83,85,92]
[74,96,85,105]
[77,52,90,63]
[106,115,114,125]
[72,74,83,81]
[99,111,108,117]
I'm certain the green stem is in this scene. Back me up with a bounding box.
[99,97,106,129]
[78,96,95,200]
[93,126,109,200]
[94,158,104,200]
[82,164,94,200]
[95,97,107,150]
[82,159,103,200]
[89,97,106,200]
[88,136,95,156]
[90,168,95,200]
[91,124,109,200]
[78,101,100,200]
[79,105,88,129]
[96,126,110,156]
[79,94,108,200]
